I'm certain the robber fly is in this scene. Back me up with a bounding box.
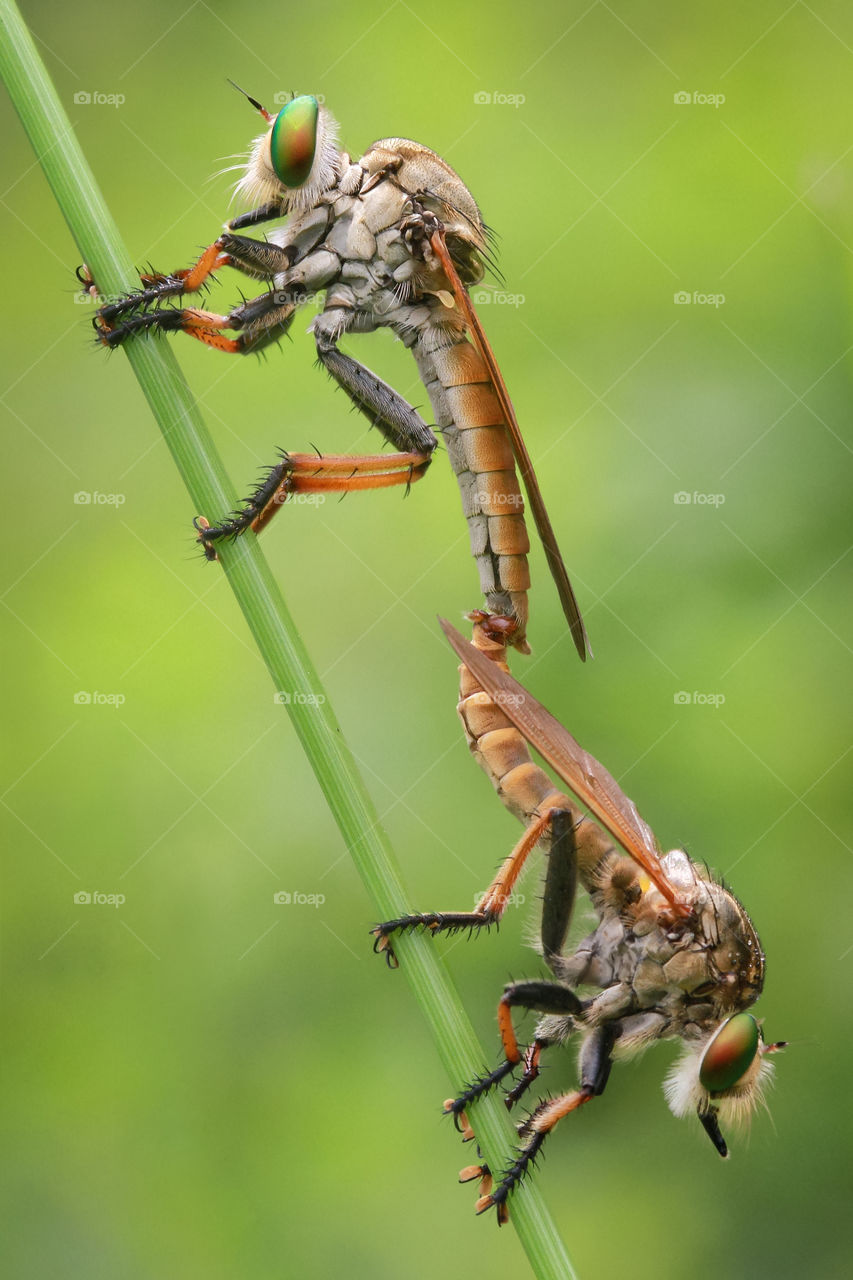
[90,90,588,659]
[373,614,784,1223]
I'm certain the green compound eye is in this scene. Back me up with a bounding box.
[700,1013,760,1093]
[269,95,319,188]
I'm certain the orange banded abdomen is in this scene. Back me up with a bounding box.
[413,331,531,647]
[456,618,615,889]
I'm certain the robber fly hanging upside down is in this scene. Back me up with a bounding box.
[373,616,785,1223]
[90,90,588,659]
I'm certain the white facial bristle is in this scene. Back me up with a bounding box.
[664,1035,776,1129]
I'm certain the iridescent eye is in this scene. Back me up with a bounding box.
[270,95,318,188]
[699,1013,760,1093]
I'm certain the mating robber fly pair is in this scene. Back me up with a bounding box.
[90,88,784,1223]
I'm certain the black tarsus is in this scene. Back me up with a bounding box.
[372,910,497,943]
[481,1129,547,1219]
[445,1060,518,1121]
[195,453,294,550]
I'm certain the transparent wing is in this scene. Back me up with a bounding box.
[440,617,683,907]
[429,229,590,663]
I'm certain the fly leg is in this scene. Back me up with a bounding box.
[450,1029,559,1223]
[442,810,584,1220]
[480,1024,619,1225]
[195,309,439,555]
[507,802,581,1115]
[445,808,578,1131]
[312,307,438,460]
[92,242,232,329]
[447,976,581,1126]
[372,806,564,966]
[227,202,284,230]
[443,804,578,1113]
[503,1038,548,1109]
[194,449,433,558]
[91,210,291,328]
[97,283,301,354]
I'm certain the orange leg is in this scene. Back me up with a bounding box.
[93,230,294,332]
[476,1087,596,1223]
[448,1044,585,1228]
[444,977,582,1127]
[90,245,444,558]
[474,810,552,921]
[195,450,433,559]
[371,808,554,966]
[96,292,299,354]
[134,241,231,297]
[469,1022,617,1223]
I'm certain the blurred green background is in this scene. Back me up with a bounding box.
[3,1,852,1276]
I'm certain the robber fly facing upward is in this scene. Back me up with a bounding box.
[91,90,588,660]
[373,615,785,1223]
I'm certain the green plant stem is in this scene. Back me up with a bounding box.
[0,4,577,1275]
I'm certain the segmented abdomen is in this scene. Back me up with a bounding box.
[456,620,615,890]
[412,330,531,646]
